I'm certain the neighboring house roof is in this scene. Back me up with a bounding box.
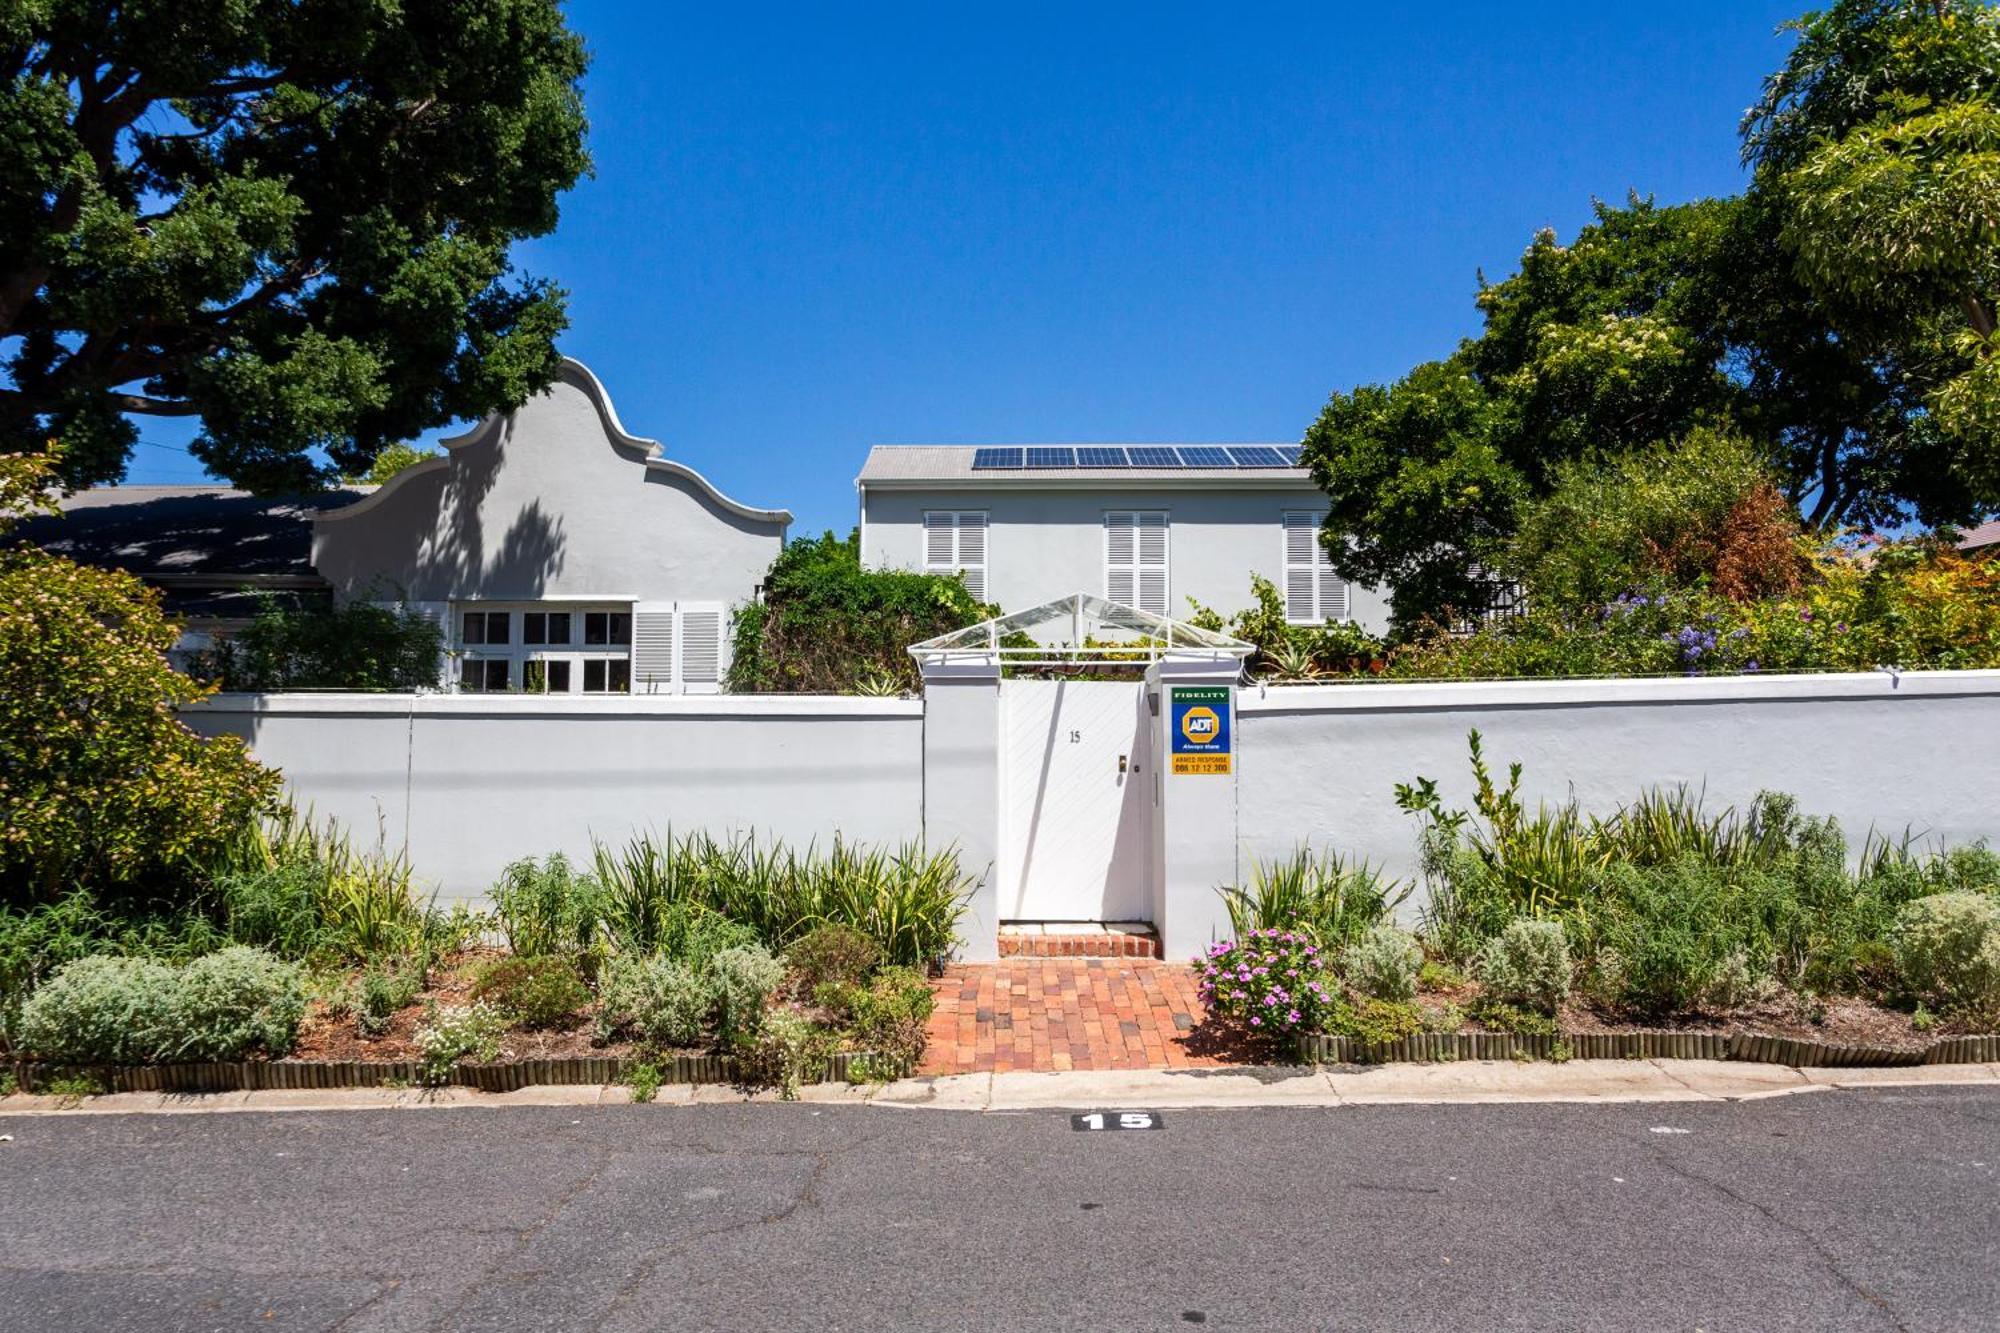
[1956,519,2000,553]
[855,445,1317,489]
[12,485,363,581]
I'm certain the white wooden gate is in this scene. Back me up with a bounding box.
[998,679,1155,922]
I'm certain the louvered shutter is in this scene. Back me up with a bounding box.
[1135,513,1168,615]
[633,602,676,693]
[955,513,987,602]
[924,512,956,568]
[1283,512,1350,623]
[676,603,725,693]
[1104,513,1136,605]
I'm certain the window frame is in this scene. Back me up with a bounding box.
[451,601,633,693]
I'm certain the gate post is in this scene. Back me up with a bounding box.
[920,656,1002,962]
[1148,660,1240,961]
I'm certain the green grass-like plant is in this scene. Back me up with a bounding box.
[1221,848,1410,949]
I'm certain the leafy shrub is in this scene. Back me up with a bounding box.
[17,947,303,1064]
[1586,859,1783,1017]
[1475,919,1573,1013]
[818,965,935,1064]
[1468,997,1560,1038]
[596,954,715,1048]
[170,947,308,1060]
[351,959,423,1037]
[654,903,761,970]
[470,956,591,1029]
[415,1002,506,1084]
[1196,931,1343,1038]
[1221,848,1410,949]
[737,1008,840,1099]
[1340,924,1423,1002]
[592,831,970,967]
[1,451,281,906]
[623,1059,664,1104]
[727,530,991,694]
[16,955,177,1065]
[1325,997,1425,1048]
[711,945,785,1042]
[786,923,883,994]
[1186,574,1387,676]
[490,854,607,960]
[1889,893,2000,1020]
[192,595,444,692]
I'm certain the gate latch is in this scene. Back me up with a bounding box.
[1118,754,1129,774]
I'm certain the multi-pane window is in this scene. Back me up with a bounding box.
[1104,511,1169,615]
[923,511,988,602]
[1282,511,1350,623]
[454,602,633,693]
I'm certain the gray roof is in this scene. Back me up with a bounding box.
[856,445,1315,486]
[11,484,366,581]
[1958,519,2000,552]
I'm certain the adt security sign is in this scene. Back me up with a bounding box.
[1169,685,1232,776]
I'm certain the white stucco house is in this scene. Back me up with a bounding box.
[854,445,1391,636]
[314,359,790,694]
[17,358,790,693]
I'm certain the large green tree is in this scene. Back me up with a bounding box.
[1305,1,2000,632]
[0,0,590,491]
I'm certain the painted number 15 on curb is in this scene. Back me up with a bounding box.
[1070,1110,1162,1131]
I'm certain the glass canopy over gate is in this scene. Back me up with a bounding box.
[907,592,1254,671]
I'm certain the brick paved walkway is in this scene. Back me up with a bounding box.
[920,959,1263,1074]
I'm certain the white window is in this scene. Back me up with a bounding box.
[1105,511,1169,615]
[1282,511,1350,623]
[452,601,635,693]
[923,511,988,602]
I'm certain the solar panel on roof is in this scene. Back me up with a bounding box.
[1127,447,1180,468]
[1076,447,1130,468]
[1278,446,1305,466]
[1226,446,1289,468]
[1178,447,1233,468]
[971,447,1024,470]
[1023,446,1077,469]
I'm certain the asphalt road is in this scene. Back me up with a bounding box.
[1,1087,1996,1332]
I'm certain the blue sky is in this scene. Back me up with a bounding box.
[129,1,1806,537]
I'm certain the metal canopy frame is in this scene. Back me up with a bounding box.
[907,591,1254,669]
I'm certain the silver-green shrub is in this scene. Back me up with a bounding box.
[1890,893,2000,1018]
[1340,924,1423,1002]
[168,947,306,1059]
[17,955,177,1064]
[17,947,303,1064]
[414,1001,506,1084]
[596,955,716,1047]
[1474,918,1572,1013]
[711,944,786,1041]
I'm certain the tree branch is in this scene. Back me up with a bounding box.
[114,394,201,416]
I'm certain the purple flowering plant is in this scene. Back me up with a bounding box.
[1196,929,1343,1037]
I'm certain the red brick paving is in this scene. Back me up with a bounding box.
[920,959,1264,1074]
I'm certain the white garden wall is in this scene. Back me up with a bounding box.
[1235,670,2000,893]
[182,693,926,902]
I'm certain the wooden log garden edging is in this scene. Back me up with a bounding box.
[1293,1030,2000,1067]
[11,1049,913,1095]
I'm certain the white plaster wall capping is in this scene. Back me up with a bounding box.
[1236,668,2000,713]
[185,692,924,719]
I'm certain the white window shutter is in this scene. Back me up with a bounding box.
[1104,513,1135,605]
[1136,513,1168,615]
[956,513,987,602]
[1322,577,1351,622]
[676,603,725,693]
[1285,568,1317,622]
[633,602,676,693]
[924,512,956,568]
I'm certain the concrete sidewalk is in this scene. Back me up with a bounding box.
[3,1058,1994,1116]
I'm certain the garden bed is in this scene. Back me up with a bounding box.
[1294,1028,2000,1067]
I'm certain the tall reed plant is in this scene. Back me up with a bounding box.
[591,831,972,967]
[1220,848,1409,948]
[210,807,426,961]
